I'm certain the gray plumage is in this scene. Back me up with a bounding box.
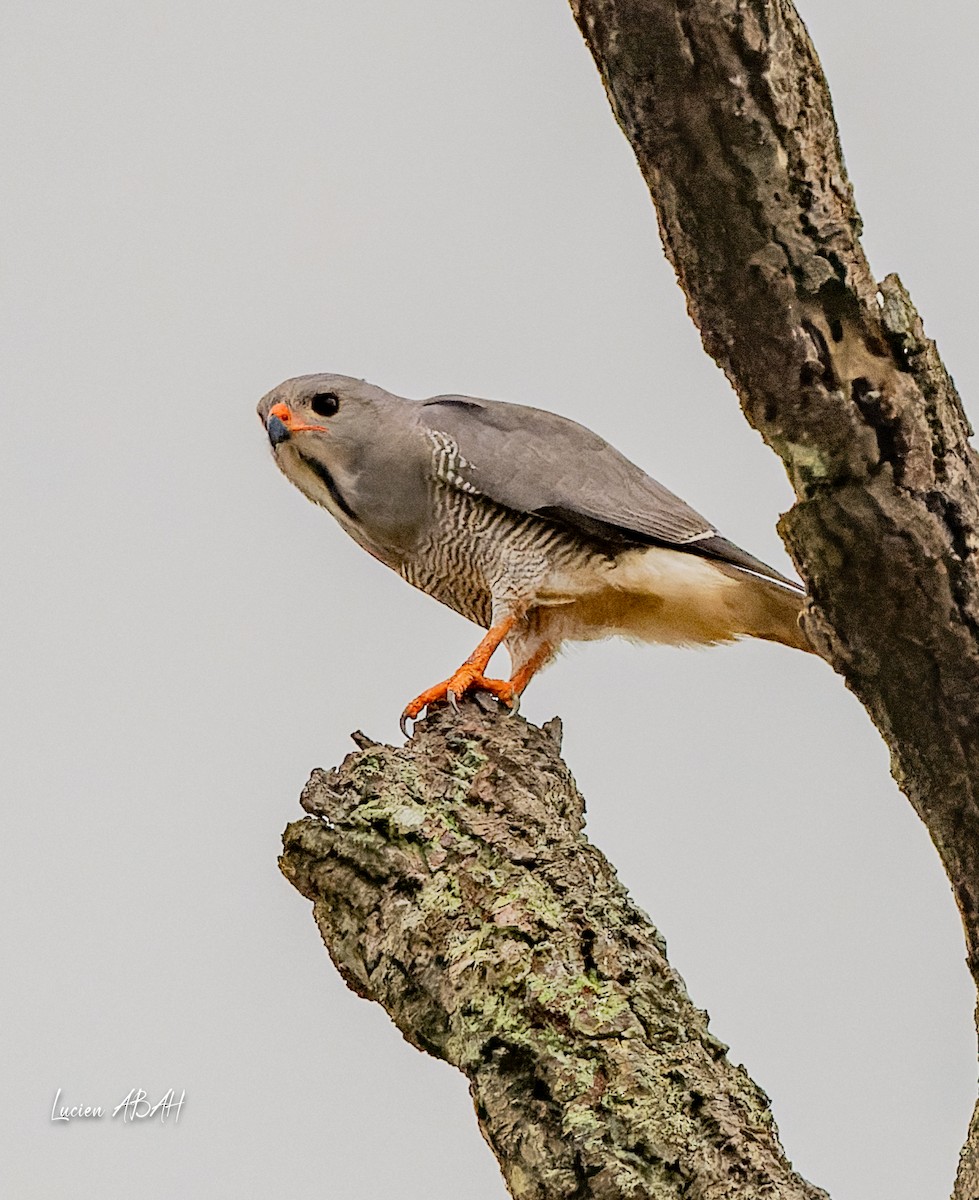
[417,393,798,585]
[258,373,811,716]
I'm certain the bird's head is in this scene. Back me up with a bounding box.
[257,373,431,549]
[257,373,392,447]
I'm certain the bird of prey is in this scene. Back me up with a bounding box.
[258,374,811,730]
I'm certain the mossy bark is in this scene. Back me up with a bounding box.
[564,2,979,1192]
[281,706,827,1200]
[281,1,979,1192]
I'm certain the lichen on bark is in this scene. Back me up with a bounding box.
[279,1,979,1193]
[565,3,979,1192]
[281,705,827,1200]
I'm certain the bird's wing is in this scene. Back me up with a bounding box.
[420,394,801,590]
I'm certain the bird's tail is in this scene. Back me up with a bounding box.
[537,545,812,653]
[542,544,811,652]
[711,562,812,653]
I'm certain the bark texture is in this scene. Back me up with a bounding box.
[281,706,827,1200]
[281,2,979,1194]
[564,2,979,1193]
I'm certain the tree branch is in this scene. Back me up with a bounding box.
[281,2,978,1193]
[281,706,827,1199]
[564,1,979,1191]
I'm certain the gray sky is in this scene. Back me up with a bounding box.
[3,2,976,1197]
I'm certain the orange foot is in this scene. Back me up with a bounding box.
[400,665,518,735]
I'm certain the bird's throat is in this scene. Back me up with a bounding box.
[295,450,359,522]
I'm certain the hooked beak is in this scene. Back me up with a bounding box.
[266,402,327,446]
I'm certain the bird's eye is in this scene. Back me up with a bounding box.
[310,391,340,418]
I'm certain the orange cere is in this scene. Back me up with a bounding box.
[268,402,327,433]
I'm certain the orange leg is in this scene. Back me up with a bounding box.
[508,642,554,696]
[401,616,518,733]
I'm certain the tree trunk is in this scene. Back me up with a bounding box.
[563,1,979,1194]
[281,707,828,1199]
[281,0,979,1194]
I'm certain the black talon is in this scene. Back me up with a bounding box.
[447,689,460,714]
[400,711,413,738]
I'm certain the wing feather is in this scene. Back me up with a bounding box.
[420,394,800,590]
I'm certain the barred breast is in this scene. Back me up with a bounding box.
[399,431,600,628]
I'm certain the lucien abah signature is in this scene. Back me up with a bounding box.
[50,1088,185,1124]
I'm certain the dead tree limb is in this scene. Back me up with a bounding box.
[281,707,827,1199]
[563,2,979,1193]
[280,1,979,1194]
